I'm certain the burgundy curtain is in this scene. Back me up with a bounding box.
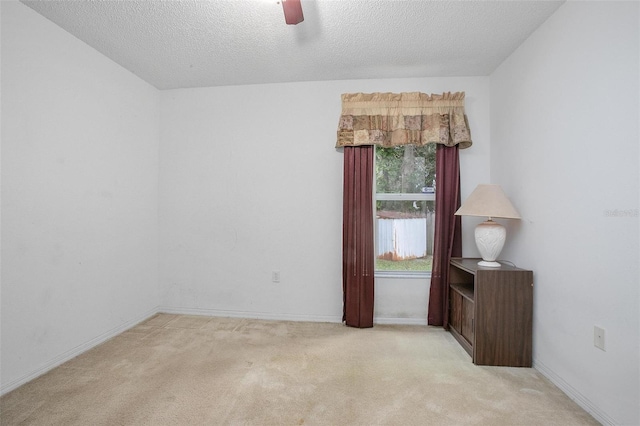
[427,145,462,327]
[342,146,375,328]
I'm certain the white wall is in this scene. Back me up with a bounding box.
[1,1,160,393]
[159,77,490,324]
[490,2,639,424]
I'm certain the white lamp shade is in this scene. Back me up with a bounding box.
[455,184,520,219]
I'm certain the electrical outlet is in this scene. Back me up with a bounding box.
[594,326,605,351]
[272,271,280,283]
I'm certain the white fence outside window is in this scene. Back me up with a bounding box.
[376,214,434,260]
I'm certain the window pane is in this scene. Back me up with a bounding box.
[375,144,436,194]
[376,199,434,272]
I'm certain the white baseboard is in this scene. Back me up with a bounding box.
[534,358,616,425]
[158,306,343,324]
[159,306,428,326]
[0,306,160,396]
[374,317,428,325]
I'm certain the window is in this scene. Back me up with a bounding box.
[375,144,436,275]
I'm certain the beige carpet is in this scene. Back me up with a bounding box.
[1,314,598,425]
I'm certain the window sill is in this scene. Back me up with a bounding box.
[375,271,432,279]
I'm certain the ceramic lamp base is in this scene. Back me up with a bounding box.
[474,220,506,268]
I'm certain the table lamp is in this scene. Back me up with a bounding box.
[454,184,521,267]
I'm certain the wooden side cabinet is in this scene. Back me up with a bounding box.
[448,258,533,367]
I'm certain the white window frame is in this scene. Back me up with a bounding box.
[373,149,435,279]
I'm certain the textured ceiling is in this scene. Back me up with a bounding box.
[21,0,564,90]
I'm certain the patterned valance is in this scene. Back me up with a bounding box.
[336,92,472,149]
